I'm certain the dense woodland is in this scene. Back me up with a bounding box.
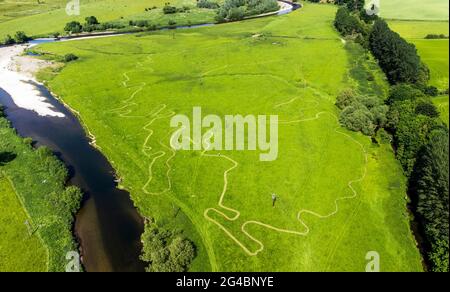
[330,0,449,272]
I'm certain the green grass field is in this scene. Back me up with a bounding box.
[0,0,212,39]
[414,39,449,90]
[388,0,449,111]
[34,3,423,271]
[0,175,48,272]
[433,95,449,126]
[388,20,449,39]
[378,0,449,20]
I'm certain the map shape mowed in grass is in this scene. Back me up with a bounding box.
[35,4,423,271]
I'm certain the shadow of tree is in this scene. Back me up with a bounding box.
[0,152,17,166]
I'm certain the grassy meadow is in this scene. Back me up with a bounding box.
[378,0,449,20]
[0,176,48,272]
[34,3,423,271]
[0,0,213,39]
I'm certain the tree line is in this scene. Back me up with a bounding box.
[332,0,449,272]
[1,31,30,46]
[0,107,83,271]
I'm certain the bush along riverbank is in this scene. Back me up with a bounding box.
[0,106,83,272]
[333,1,449,272]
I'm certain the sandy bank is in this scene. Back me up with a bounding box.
[0,45,65,117]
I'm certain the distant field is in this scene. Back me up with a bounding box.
[0,0,67,23]
[35,4,422,271]
[0,176,48,272]
[0,0,208,39]
[389,19,449,91]
[433,95,449,126]
[388,20,449,39]
[378,0,449,20]
[414,39,449,90]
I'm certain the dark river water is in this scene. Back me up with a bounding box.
[0,84,145,272]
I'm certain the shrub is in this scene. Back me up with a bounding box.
[3,34,15,45]
[415,101,439,118]
[336,89,387,135]
[340,104,376,136]
[140,222,195,272]
[334,7,366,36]
[14,31,30,43]
[197,0,220,9]
[425,34,449,39]
[64,54,79,62]
[163,5,177,14]
[387,84,425,105]
[85,16,99,25]
[424,86,439,97]
[228,6,245,21]
[64,21,83,33]
[335,89,358,109]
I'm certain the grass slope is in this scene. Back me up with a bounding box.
[36,3,422,271]
[0,0,211,39]
[0,176,48,272]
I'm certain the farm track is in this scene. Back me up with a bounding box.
[107,49,369,258]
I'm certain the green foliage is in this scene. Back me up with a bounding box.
[387,84,425,105]
[415,101,439,118]
[429,240,449,272]
[14,31,30,43]
[336,89,388,136]
[63,53,79,62]
[369,19,427,85]
[140,222,195,272]
[163,5,177,14]
[340,104,376,136]
[0,116,83,271]
[335,88,358,109]
[197,0,219,9]
[411,129,449,272]
[386,99,440,176]
[64,21,83,34]
[335,0,365,12]
[217,0,278,21]
[85,16,99,25]
[334,7,367,38]
[425,34,449,40]
[3,34,15,45]
[423,86,439,97]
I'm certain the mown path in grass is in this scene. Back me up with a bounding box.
[35,3,423,271]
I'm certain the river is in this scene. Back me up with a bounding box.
[0,2,299,272]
